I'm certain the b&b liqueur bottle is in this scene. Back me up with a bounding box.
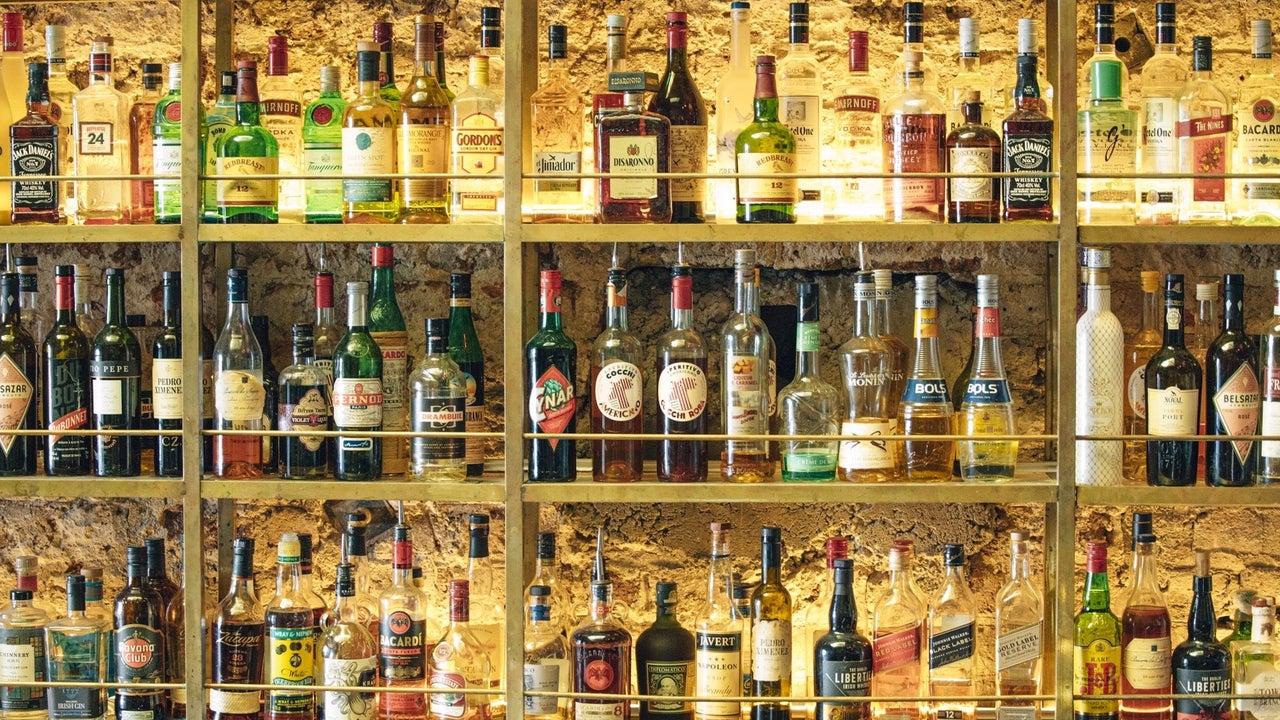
[43,264,90,476]
[694,523,742,720]
[0,272,37,475]
[333,281,384,481]
[721,250,775,482]
[900,275,954,481]
[152,272,183,477]
[212,268,265,478]
[1074,542,1121,720]
[114,546,166,720]
[1204,273,1260,486]
[814,558,873,720]
[1120,514,1172,720]
[526,270,577,482]
[379,525,430,720]
[1002,53,1054,222]
[591,268,643,482]
[265,533,316,720]
[572,528,632,720]
[657,263,708,482]
[1145,274,1201,486]
[636,583,695,720]
[750,527,792,720]
[278,323,330,479]
[1171,552,1231,720]
[650,12,707,223]
[447,272,486,477]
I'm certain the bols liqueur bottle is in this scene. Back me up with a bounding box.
[900,275,953,481]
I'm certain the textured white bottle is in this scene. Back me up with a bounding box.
[1076,261,1125,485]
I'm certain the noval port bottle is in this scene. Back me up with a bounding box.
[526,269,577,482]
[1145,274,1201,486]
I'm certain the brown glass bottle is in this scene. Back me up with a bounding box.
[1001,54,1054,221]
[114,546,167,720]
[572,530,632,720]
[590,268,643,482]
[945,98,1001,223]
[209,536,264,720]
[597,86,672,223]
[11,61,61,224]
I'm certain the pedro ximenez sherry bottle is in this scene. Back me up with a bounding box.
[152,271,184,477]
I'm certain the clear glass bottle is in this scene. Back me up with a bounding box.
[887,1,939,96]
[994,532,1042,720]
[1123,271,1162,483]
[340,515,380,637]
[1233,19,1280,225]
[694,523,742,720]
[1257,269,1280,484]
[589,14,628,203]
[0,587,49,720]
[591,268,644,482]
[900,275,954,481]
[1080,3,1131,111]
[776,3,822,221]
[45,574,107,720]
[434,22,453,102]
[528,24,586,223]
[525,586,569,720]
[313,270,342,382]
[721,249,775,482]
[945,97,1001,223]
[714,1,755,222]
[128,61,162,223]
[451,55,504,222]
[44,25,77,217]
[399,15,451,224]
[428,580,494,720]
[883,48,946,222]
[301,66,346,224]
[1232,598,1279,720]
[478,7,504,93]
[928,544,977,720]
[874,269,910,417]
[379,525,430,720]
[778,281,838,481]
[957,274,1017,481]
[657,263,708,482]
[409,317,467,481]
[372,21,402,112]
[259,36,304,222]
[264,533,316,720]
[1076,248,1125,486]
[1120,513,1172,720]
[871,543,924,720]
[839,271,900,482]
[526,532,574,639]
[212,267,265,479]
[332,281,383,481]
[1177,37,1232,224]
[1079,60,1138,224]
[597,84,673,224]
[1145,274,1201,486]
[833,31,884,222]
[947,18,994,134]
[1137,3,1185,225]
[71,37,130,224]
[465,513,505,703]
[321,563,377,720]
[343,42,398,223]
[278,322,330,479]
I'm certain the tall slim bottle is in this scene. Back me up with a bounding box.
[1076,248,1125,486]
[871,542,924,720]
[265,533,315,720]
[113,546,165,720]
[202,70,237,222]
[694,523,742,720]
[526,270,577,482]
[776,2,822,221]
[250,316,279,475]
[874,270,909,417]
[212,268,265,478]
[333,280,383,481]
[1124,271,1162,482]
[1137,3,1185,225]
[342,44,398,223]
[591,268,643,482]
[1176,37,1232,224]
[722,249,775,481]
[1233,20,1280,225]
[714,1,755,221]
[0,272,36,475]
[650,12,707,223]
[44,26,76,218]
[128,62,161,223]
[571,528,632,720]
[1145,274,1201,486]
[1170,552,1232,720]
[465,514,505,693]
[1205,273,1260,486]
[151,272,183,477]
[527,23,586,223]
[260,36,304,222]
[313,270,341,383]
[399,15,451,224]
[1119,513,1172,720]
[379,525,429,720]
[657,264,707,482]
[427,580,494,720]
[636,583,695,720]
[1074,542,1121,720]
[372,22,402,111]
[209,537,263,720]
[90,268,140,477]
[445,272,485,477]
[957,274,1016,480]
[900,275,954,481]
[368,244,407,475]
[43,264,90,476]
[778,282,839,481]
[928,545,977,720]
[994,533,1042,720]
[750,527,791,720]
[1258,269,1280,484]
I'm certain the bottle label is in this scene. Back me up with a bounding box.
[214,369,266,423]
[47,356,89,457]
[1072,638,1119,716]
[914,305,938,339]
[0,627,45,710]
[77,121,114,156]
[669,125,707,203]
[644,660,692,714]
[928,618,975,670]
[873,625,920,674]
[1212,362,1261,464]
[412,395,465,463]
[694,631,741,717]
[839,418,897,470]
[453,111,504,212]
[994,622,1041,673]
[12,136,59,212]
[1127,365,1148,421]
[280,387,329,451]
[963,378,1011,404]
[607,135,660,200]
[151,357,183,420]
[0,353,33,455]
[1173,667,1232,719]
[50,684,101,720]
[262,99,303,118]
[212,623,263,685]
[750,619,790,683]
[1237,668,1280,719]
[593,360,642,422]
[1143,97,1178,172]
[303,143,343,210]
[217,156,280,205]
[577,701,628,720]
[976,306,1000,338]
[816,658,872,705]
[1177,115,1231,202]
[529,365,575,449]
[533,151,583,195]
[1122,635,1171,689]
[1238,99,1280,199]
[89,358,138,416]
[725,353,766,436]
[736,151,798,203]
[903,378,949,404]
[116,624,163,685]
[378,612,425,685]
[780,93,820,200]
[949,147,995,202]
[201,359,215,420]
[1080,115,1137,183]
[401,124,450,201]
[1002,133,1054,207]
[153,141,183,198]
[524,660,563,715]
[322,656,376,720]
[784,450,837,473]
[456,360,484,466]
[332,377,384,428]
[267,626,314,716]
[658,361,706,423]
[1146,386,1199,435]
[342,127,395,203]
[883,112,945,205]
[120,711,158,720]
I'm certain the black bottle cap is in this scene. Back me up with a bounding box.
[1155,2,1175,23]
[292,322,314,342]
[394,524,409,543]
[1132,512,1156,544]
[65,574,86,612]
[470,513,490,528]
[145,537,165,569]
[126,545,147,567]
[345,514,368,558]
[1095,3,1114,23]
[655,582,678,608]
[10,590,31,602]
[762,526,781,541]
[789,2,809,22]
[162,270,179,284]
[450,272,472,297]
[537,532,556,560]
[530,585,550,597]
[105,267,124,279]
[298,532,314,562]
[732,583,750,600]
[425,317,448,342]
[943,543,965,567]
[232,536,255,578]
[54,264,73,278]
[14,257,36,268]
[335,563,355,597]
[1164,273,1185,304]
[481,6,500,25]
[797,282,819,324]
[1192,35,1212,70]
[0,274,17,313]
[833,558,853,588]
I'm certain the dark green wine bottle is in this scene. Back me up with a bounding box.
[153,271,183,477]
[332,280,383,480]
[369,244,408,477]
[448,272,485,476]
[0,272,38,475]
[90,268,141,477]
[43,264,91,476]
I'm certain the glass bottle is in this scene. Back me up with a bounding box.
[332,280,383,481]
[1076,248,1125,486]
[45,574,107,720]
[928,544,977,720]
[478,7,504,92]
[44,25,76,217]
[208,537,263,720]
[873,270,909,414]
[1145,274,1201,486]
[321,563,377,720]
[301,66,346,224]
[813,557,872,720]
[340,515,380,637]
[526,269,577,483]
[265,533,316,720]
[1257,269,1280,484]
[1177,37,1232,224]
[11,62,62,225]
[1080,3,1131,111]
[1123,271,1162,482]
[1233,20,1280,225]
[778,281,838,481]
[838,271,899,481]
[0,15,22,127]
[694,523,742,720]
[409,317,466,480]
[278,322,330,479]
[434,23,454,102]
[1232,598,1278,720]
[372,21,402,112]
[733,583,753,699]
[871,543,924,720]
[525,586,569,720]
[636,582,695,720]
[1002,53,1054,222]
[657,263,708,482]
[399,15,451,224]
[152,63,183,224]
[1119,513,1172,720]
[343,42,398,223]
[736,55,797,224]
[572,528,632,720]
[528,24,586,223]
[591,268,643,482]
[15,258,45,357]
[0,587,48,720]
[212,267,265,478]
[71,37,130,224]
[1074,542,1121,720]
[994,532,1042,720]
[379,525,430,720]
[446,272,485,477]
[1205,273,1260,486]
[89,268,140,477]
[1078,60,1138,224]
[128,62,162,223]
[428,580,493,720]
[597,84,673,224]
[776,3,821,221]
[888,1,939,96]
[957,274,1016,480]
[946,98,1001,223]
[525,532,573,639]
[947,18,994,134]
[834,31,884,222]
[259,36,303,222]
[1171,552,1232,720]
[466,513,505,696]
[722,249,775,482]
[217,60,280,224]
[899,275,953,481]
[749,527,791,720]
[113,545,165,720]
[650,13,706,223]
[369,243,407,476]
[202,70,237,222]
[1137,3,1185,225]
[313,270,342,383]
[882,48,947,223]
[451,55,504,222]
[0,272,36,476]
[714,1,754,221]
[43,265,90,475]
[796,537,848,703]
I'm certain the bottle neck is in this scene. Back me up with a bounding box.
[1188,576,1216,641]
[734,270,755,315]
[971,305,1005,378]
[911,303,943,378]
[277,560,302,595]
[853,295,877,337]
[1086,277,1112,313]
[795,321,820,378]
[105,277,124,326]
[1130,541,1161,595]
[708,545,734,606]
[729,10,751,68]
[1141,286,1158,331]
[1010,551,1030,582]
[1164,299,1186,348]
[1224,290,1244,332]
[589,583,614,622]
[539,281,563,331]
[829,579,855,633]
[760,540,781,583]
[605,302,628,331]
[1082,568,1111,611]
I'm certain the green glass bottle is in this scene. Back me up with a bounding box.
[152,271,183,477]
[735,54,797,224]
[0,272,37,476]
[1074,541,1121,720]
[201,70,236,222]
[373,21,402,112]
[43,265,90,476]
[526,270,577,482]
[448,272,485,477]
[217,60,279,224]
[90,268,141,477]
[635,582,695,720]
[369,244,407,477]
[152,63,183,224]
[332,281,383,481]
[434,22,455,102]
[301,66,346,224]
[750,527,792,720]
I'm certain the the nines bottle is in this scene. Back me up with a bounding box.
[202,70,237,222]
[883,48,946,223]
[1078,60,1138,225]
[43,264,90,476]
[321,563,377,720]
[778,281,838,481]
[90,268,140,477]
[994,533,1042,720]
[871,542,924,720]
[45,574,107,720]
[217,60,280,224]
[1145,274,1201,486]
[399,14,451,224]
[597,79,673,224]
[152,63,183,224]
[527,24,586,223]
[900,275,954,482]
[572,528,632,720]
[0,272,36,476]
[209,537,263,720]
[379,525,430,720]
[776,2,822,221]
[343,43,398,223]
[114,546,165,720]
[526,269,577,483]
[928,544,977,720]
[722,249,775,482]
[1002,53,1054,222]
[839,271,899,482]
[814,557,872,720]
[657,263,708,482]
[301,65,346,224]
[446,272,485,476]
[428,579,494,720]
[1137,3,1185,225]
[1258,269,1280,484]
[152,271,183,477]
[749,527,791,720]
[945,95,1001,223]
[736,55,797,224]
[957,274,1016,480]
[591,268,644,482]
[636,583,695,720]
[451,55,504,222]
[1233,19,1280,225]
[834,31,884,221]
[409,317,466,481]
[11,61,61,225]
[1177,37,1232,224]
[1171,552,1231,720]
[332,280,383,481]
[1205,273,1260,486]
[212,268,266,478]
[369,243,407,476]
[128,62,161,223]
[1075,542,1121,720]
[278,322,330,479]
[1119,514,1172,720]
[1076,248,1125,486]
[524,586,569,720]
[694,523,742,720]
[265,533,316,720]
[650,12,707,223]
[71,37,130,224]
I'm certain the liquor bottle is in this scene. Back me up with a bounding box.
[11,62,62,225]
[525,585,569,720]
[114,546,165,720]
[301,66,346,224]
[722,249,774,482]
[1205,274,1260,486]
[945,96,1001,223]
[657,263,707,482]
[833,31,884,222]
[166,570,185,720]
[332,280,383,481]
[340,515,380,637]
[321,563,377,720]
[143,537,179,631]
[735,55,797,224]
[1080,3,1131,111]
[947,18,994,133]
[209,537,263,720]
[873,270,909,414]
[278,322,330,479]
[928,544,977,720]
[428,580,494,720]
[1177,37,1232,224]
[379,524,430,720]
[1074,541,1121,720]
[776,3,821,221]
[44,25,76,217]
[648,13,706,223]
[528,24,586,223]
[812,556,872,720]
[71,37,130,224]
[714,1,754,221]
[151,63,183,224]
[202,70,237,222]
[1120,514,1172,720]
[1076,248,1125,486]
[479,7,504,91]
[994,533,1042,720]
[372,21,402,112]
[128,62,162,222]
[1145,274,1201,486]
[887,2,939,95]
[749,527,791,720]
[0,14,21,126]
[399,15,451,224]
[524,532,572,638]
[312,270,342,383]
[778,282,838,481]
[637,583,695,720]
[1234,20,1280,225]
[260,36,304,222]
[526,269,577,483]
[733,583,753,698]
[572,528,632,720]
[89,268,140,477]
[43,265,90,476]
[794,537,848,704]
[957,274,1016,480]
[15,259,44,353]
[1171,552,1232,720]
[265,533,316,720]
[0,272,36,475]
[1137,3,1185,225]
[1259,270,1280,484]
[81,566,111,645]
[1123,271,1161,482]
[694,523,742,720]
[899,275,953,481]
[591,268,643,482]
[447,272,486,477]
[249,315,279,474]
[130,312,155,472]
[217,60,280,223]
[1078,60,1138,224]
[882,48,946,223]
[466,513,505,692]
[409,317,466,480]
[837,272,898,481]
[212,267,266,479]
[343,43,398,223]
[367,244,407,476]
[871,542,924,720]
[45,575,108,720]
[451,55,504,222]
[0,587,49,720]
[597,77,672,224]
[1232,598,1278,720]
[434,23,454,102]
[1002,53,1054,222]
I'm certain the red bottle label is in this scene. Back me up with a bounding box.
[529,366,575,449]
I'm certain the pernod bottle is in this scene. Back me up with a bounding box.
[332,281,384,481]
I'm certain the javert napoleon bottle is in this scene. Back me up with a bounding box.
[448,272,486,477]
[114,546,166,720]
[152,271,183,477]
[332,281,383,481]
[1145,274,1201,486]
[0,272,37,475]
[278,322,330,479]
[637,583,695,720]
[526,269,577,482]
[736,55,797,224]
[695,523,742,720]
[90,268,140,477]
[43,264,90,475]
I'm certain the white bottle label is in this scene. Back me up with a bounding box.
[658,362,707,423]
[995,622,1041,673]
[152,358,184,420]
[607,135,659,200]
[725,353,766,436]
[694,631,741,718]
[341,127,395,203]
[751,619,790,683]
[91,378,123,415]
[523,660,564,715]
[321,656,376,720]
[838,419,897,469]
[779,94,820,199]
[948,147,995,202]
[1127,365,1148,421]
[331,378,384,428]
[1122,635,1171,690]
[576,702,628,720]
[1238,668,1280,720]
[214,370,266,423]
[1146,386,1199,435]
[736,152,798,203]
[594,361,642,422]
[533,151,582,195]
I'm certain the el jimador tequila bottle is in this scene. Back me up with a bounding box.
[529,24,587,223]
[399,15,451,224]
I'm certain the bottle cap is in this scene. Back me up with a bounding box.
[849,31,869,72]
[1081,247,1110,270]
[1018,18,1038,55]
[1086,540,1108,571]
[1155,2,1175,23]
[734,249,756,270]
[731,1,750,9]
[976,274,999,306]
[424,317,448,344]
[732,583,750,600]
[10,590,31,602]
[1195,550,1210,577]
[277,532,301,562]
[530,585,550,597]
[710,521,731,533]
[1095,2,1114,25]
[825,536,849,563]
[761,526,780,542]
[481,6,501,25]
[1195,280,1217,302]
[126,545,147,567]
[1140,270,1160,292]
[373,20,392,44]
[292,322,315,343]
[14,556,36,574]
[873,268,893,291]
[943,543,965,567]
[1090,59,1123,100]
[606,13,626,28]
[537,532,556,559]
[548,24,567,59]
[959,17,978,57]
[1132,512,1155,544]
[655,582,678,608]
